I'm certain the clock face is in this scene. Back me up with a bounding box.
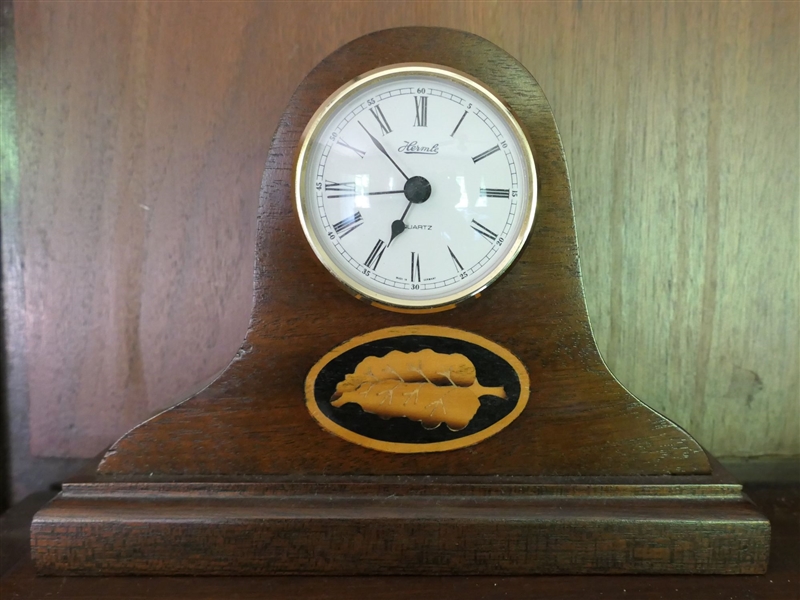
[295,64,537,311]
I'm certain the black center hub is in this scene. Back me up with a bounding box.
[403,175,432,204]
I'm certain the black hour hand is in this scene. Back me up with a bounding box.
[388,201,412,247]
[388,217,407,245]
[388,176,432,247]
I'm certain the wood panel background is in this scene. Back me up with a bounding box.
[4,1,798,501]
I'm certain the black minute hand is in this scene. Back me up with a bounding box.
[326,189,405,199]
[358,121,409,180]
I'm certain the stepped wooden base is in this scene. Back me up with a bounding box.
[32,472,769,575]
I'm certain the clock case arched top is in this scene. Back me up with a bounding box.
[97,26,710,478]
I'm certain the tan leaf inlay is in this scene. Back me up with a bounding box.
[331,349,506,431]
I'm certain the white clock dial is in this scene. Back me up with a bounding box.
[295,64,537,311]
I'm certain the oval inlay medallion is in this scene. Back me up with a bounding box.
[305,325,530,453]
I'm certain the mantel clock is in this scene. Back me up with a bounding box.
[295,63,537,312]
[31,27,769,576]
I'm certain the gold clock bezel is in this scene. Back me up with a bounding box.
[294,63,537,313]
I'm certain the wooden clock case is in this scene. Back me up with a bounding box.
[31,27,770,575]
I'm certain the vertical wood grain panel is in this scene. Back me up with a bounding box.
[557,2,799,457]
[8,1,797,480]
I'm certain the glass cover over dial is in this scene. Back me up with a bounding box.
[295,64,537,311]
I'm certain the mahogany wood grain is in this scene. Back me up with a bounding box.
[7,483,795,594]
[8,2,797,489]
[31,480,769,575]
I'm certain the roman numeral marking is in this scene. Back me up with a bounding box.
[325,180,359,198]
[480,187,510,198]
[365,239,386,269]
[336,138,366,158]
[447,246,464,272]
[472,145,501,163]
[369,105,392,135]
[450,110,468,137]
[413,96,428,127]
[410,252,421,282]
[325,180,356,197]
[471,219,498,242]
[332,212,364,238]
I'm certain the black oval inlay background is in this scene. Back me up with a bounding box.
[313,335,521,445]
